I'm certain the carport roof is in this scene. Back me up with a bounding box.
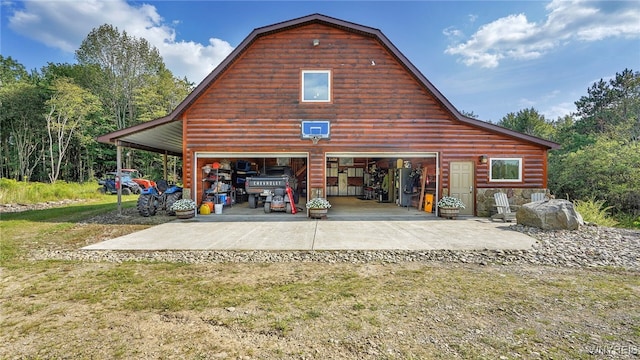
[97,116,183,157]
[97,13,560,156]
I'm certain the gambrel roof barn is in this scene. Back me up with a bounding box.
[99,13,559,217]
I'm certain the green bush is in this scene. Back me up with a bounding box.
[614,213,640,229]
[550,140,640,215]
[0,179,104,204]
[574,197,618,227]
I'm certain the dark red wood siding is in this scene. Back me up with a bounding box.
[182,23,548,192]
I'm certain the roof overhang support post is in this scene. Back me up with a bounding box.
[116,141,123,216]
[163,151,168,181]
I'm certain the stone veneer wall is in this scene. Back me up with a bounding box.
[476,188,549,217]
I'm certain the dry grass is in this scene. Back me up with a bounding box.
[1,202,639,359]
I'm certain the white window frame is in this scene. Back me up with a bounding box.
[489,157,523,182]
[301,70,331,103]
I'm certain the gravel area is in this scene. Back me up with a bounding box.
[0,199,87,212]
[31,223,640,271]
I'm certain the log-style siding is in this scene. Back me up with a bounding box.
[182,22,549,197]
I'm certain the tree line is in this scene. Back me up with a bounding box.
[494,69,639,216]
[1,24,638,216]
[0,24,191,183]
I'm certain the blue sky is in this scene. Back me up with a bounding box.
[2,0,639,122]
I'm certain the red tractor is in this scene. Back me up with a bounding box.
[121,169,156,190]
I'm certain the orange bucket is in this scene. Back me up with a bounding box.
[203,201,214,212]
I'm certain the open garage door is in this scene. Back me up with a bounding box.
[193,152,308,209]
[325,152,438,216]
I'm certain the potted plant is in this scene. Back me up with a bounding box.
[437,196,465,219]
[170,198,197,219]
[306,197,331,218]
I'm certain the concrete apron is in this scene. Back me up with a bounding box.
[83,217,536,251]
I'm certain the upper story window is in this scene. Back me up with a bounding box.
[490,158,522,182]
[301,70,331,102]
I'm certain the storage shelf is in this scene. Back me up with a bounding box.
[326,166,365,196]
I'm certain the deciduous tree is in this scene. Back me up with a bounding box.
[45,78,100,182]
[75,24,164,130]
[0,82,47,180]
[549,139,639,214]
[0,55,30,86]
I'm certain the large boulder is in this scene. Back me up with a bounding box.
[516,199,584,230]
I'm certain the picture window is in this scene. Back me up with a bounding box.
[489,158,522,182]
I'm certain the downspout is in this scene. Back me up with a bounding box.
[435,152,440,218]
[542,151,548,189]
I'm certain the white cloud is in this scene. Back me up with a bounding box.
[442,26,463,39]
[445,0,640,68]
[518,97,537,108]
[543,102,576,120]
[160,38,234,84]
[518,91,576,120]
[6,0,233,83]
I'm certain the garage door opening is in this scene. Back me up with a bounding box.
[325,153,438,216]
[194,152,308,210]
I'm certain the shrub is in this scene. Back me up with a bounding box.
[574,197,618,227]
[614,213,640,229]
[550,140,640,214]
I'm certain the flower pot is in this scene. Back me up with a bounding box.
[308,208,328,219]
[175,209,195,219]
[439,207,460,219]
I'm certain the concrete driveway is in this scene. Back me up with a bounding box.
[83,197,535,251]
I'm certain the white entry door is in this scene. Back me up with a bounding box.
[450,161,474,215]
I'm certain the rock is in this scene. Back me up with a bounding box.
[516,199,584,230]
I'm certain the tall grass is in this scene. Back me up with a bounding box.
[0,179,104,204]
